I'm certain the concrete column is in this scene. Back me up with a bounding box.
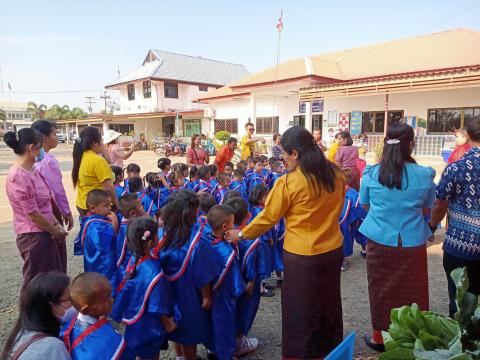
[66,125,70,143]
[305,101,312,131]
[102,120,108,135]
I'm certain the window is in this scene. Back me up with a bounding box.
[256,117,279,134]
[362,111,403,133]
[292,115,305,127]
[127,84,135,101]
[109,123,134,134]
[143,81,151,98]
[199,85,208,92]
[214,118,238,134]
[164,82,178,98]
[428,107,480,133]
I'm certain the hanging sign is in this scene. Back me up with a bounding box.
[350,111,362,135]
[338,113,350,131]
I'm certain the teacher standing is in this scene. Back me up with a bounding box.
[186,134,209,167]
[227,126,345,359]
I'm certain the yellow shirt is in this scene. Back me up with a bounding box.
[240,135,254,160]
[75,150,114,210]
[327,142,339,162]
[242,167,346,256]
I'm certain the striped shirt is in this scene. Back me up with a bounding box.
[9,330,70,360]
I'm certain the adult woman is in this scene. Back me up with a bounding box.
[186,134,209,167]
[104,129,138,168]
[32,121,74,232]
[359,123,435,351]
[335,131,360,190]
[227,126,345,359]
[271,133,283,161]
[72,126,117,216]
[2,272,73,360]
[4,129,68,294]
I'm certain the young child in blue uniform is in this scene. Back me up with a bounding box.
[169,170,186,193]
[123,163,141,193]
[224,162,234,178]
[215,173,231,204]
[248,157,267,194]
[209,165,219,193]
[116,194,145,286]
[157,157,171,181]
[158,190,222,360]
[186,166,200,191]
[223,197,260,357]
[80,189,118,293]
[111,216,178,359]
[193,166,212,193]
[172,163,189,189]
[128,177,158,217]
[248,184,275,297]
[112,165,127,199]
[243,157,255,192]
[206,205,245,360]
[197,192,216,235]
[267,161,283,190]
[230,169,248,202]
[61,272,132,360]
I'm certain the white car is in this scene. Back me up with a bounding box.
[57,132,67,143]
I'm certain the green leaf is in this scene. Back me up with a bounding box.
[419,330,447,350]
[456,292,479,329]
[414,349,456,360]
[452,267,469,314]
[384,331,400,352]
[449,335,464,355]
[379,348,415,360]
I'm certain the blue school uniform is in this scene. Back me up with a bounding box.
[186,179,199,192]
[215,186,229,204]
[249,172,266,192]
[206,234,245,360]
[80,214,117,291]
[248,206,274,278]
[340,187,367,257]
[111,255,175,358]
[267,171,283,190]
[158,224,222,348]
[273,218,285,272]
[197,215,212,236]
[123,179,131,194]
[115,218,130,285]
[61,314,131,360]
[229,180,248,201]
[115,184,127,200]
[244,169,254,191]
[135,192,158,217]
[236,238,262,336]
[193,179,212,193]
[210,178,219,193]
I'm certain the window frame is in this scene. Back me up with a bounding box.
[427,107,480,134]
[255,116,279,134]
[143,80,152,99]
[361,110,404,134]
[127,84,135,101]
[199,85,208,92]
[164,82,179,99]
[214,118,238,134]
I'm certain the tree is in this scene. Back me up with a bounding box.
[27,101,48,120]
[0,108,6,133]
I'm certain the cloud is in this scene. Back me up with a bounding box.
[0,34,78,47]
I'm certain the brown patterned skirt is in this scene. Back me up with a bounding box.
[366,240,429,331]
[282,246,343,359]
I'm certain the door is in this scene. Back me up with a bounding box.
[184,119,201,137]
[312,115,322,131]
[293,115,305,127]
[162,117,176,137]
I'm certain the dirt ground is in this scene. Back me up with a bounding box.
[0,144,449,359]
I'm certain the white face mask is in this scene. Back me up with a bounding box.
[53,304,77,324]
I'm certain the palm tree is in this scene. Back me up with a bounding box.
[0,108,6,134]
[27,101,48,120]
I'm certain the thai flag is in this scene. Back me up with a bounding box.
[276,11,283,32]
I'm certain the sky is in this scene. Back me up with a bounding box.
[0,0,479,112]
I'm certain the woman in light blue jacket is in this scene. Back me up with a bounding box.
[359,123,435,352]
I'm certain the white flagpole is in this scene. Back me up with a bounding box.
[272,10,283,134]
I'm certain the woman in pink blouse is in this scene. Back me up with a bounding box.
[335,131,360,190]
[186,133,209,167]
[104,129,138,168]
[4,128,68,294]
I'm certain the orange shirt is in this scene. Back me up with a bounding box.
[215,146,234,172]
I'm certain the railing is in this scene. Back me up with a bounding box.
[367,135,451,156]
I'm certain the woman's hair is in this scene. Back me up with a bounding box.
[378,122,416,189]
[163,190,199,249]
[125,216,158,279]
[339,131,353,146]
[31,120,57,137]
[126,163,141,174]
[4,128,44,156]
[2,272,70,358]
[189,166,199,180]
[111,165,123,183]
[157,157,171,171]
[248,184,269,206]
[280,126,340,195]
[467,119,480,142]
[72,126,102,188]
[190,133,201,148]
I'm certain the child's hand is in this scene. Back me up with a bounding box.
[161,315,177,333]
[245,281,254,298]
[201,295,213,310]
[269,238,274,247]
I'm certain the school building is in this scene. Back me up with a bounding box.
[198,28,480,155]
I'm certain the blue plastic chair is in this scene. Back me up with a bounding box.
[325,331,356,360]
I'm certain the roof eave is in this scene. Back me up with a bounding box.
[229,75,343,90]
[197,91,251,103]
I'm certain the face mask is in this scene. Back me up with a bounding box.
[53,304,77,324]
[35,147,45,163]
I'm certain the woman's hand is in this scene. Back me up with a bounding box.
[225,229,240,243]
[52,225,68,241]
[63,213,74,231]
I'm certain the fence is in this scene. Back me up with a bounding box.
[367,135,451,156]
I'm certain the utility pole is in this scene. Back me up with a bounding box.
[100,91,111,114]
[85,96,96,113]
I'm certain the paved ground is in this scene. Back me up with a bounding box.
[0,144,449,359]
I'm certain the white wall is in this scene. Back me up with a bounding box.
[117,80,158,114]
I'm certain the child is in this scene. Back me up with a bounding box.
[144,172,170,210]
[197,192,217,234]
[248,157,266,192]
[128,177,158,217]
[244,157,255,190]
[206,205,246,360]
[112,165,127,199]
[267,161,283,190]
[173,163,189,188]
[215,172,231,204]
[61,272,130,359]
[448,127,471,163]
[124,163,141,192]
[223,190,242,203]
[116,194,145,281]
[236,160,248,173]
[80,189,118,292]
[248,184,275,297]
[185,166,200,191]
[224,162,234,178]
[111,216,177,359]
[193,165,212,193]
[169,170,185,192]
[158,190,222,360]
[157,157,171,178]
[230,169,248,201]
[209,165,219,193]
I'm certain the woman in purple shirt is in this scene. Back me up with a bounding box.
[4,128,68,294]
[335,131,360,190]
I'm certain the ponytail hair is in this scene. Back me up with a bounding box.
[125,216,158,279]
[378,122,416,189]
[4,128,44,155]
[72,126,102,188]
[163,190,199,249]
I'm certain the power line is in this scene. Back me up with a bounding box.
[418,0,480,35]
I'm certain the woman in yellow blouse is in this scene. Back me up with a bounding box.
[227,126,346,359]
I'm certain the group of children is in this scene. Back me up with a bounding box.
[66,153,367,360]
